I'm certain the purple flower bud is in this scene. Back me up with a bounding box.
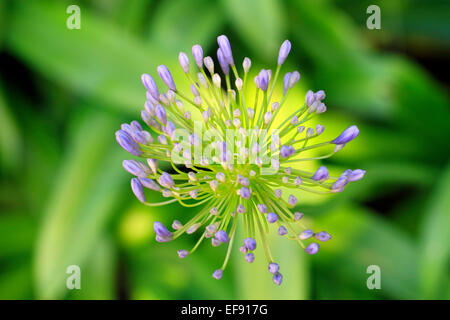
[153,221,172,240]
[274,189,282,198]
[294,177,303,186]
[331,176,348,191]
[215,230,229,243]
[116,130,142,156]
[316,124,325,135]
[278,226,288,236]
[122,160,148,178]
[245,253,255,263]
[278,40,291,65]
[158,172,175,189]
[217,48,229,75]
[268,262,280,274]
[139,178,161,191]
[257,69,269,91]
[273,272,283,285]
[314,231,332,242]
[315,90,326,101]
[192,44,203,68]
[305,242,319,255]
[211,238,221,247]
[155,104,167,125]
[172,220,183,230]
[288,195,298,207]
[212,269,223,280]
[312,166,329,181]
[257,204,267,214]
[217,35,234,65]
[131,178,145,203]
[266,212,278,223]
[240,186,251,199]
[288,145,296,156]
[289,71,300,88]
[178,52,189,73]
[237,204,246,213]
[294,212,304,221]
[156,235,171,242]
[130,120,142,131]
[280,145,291,158]
[239,246,248,254]
[283,72,291,94]
[343,169,366,181]
[141,74,159,101]
[332,125,359,145]
[157,65,176,91]
[243,57,251,73]
[132,130,152,145]
[244,238,257,251]
[305,90,315,106]
[299,229,314,240]
[177,249,189,258]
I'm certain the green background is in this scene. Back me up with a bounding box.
[0,0,449,299]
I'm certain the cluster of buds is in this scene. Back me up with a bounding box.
[116,35,365,285]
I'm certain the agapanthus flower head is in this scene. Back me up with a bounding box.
[116,35,365,285]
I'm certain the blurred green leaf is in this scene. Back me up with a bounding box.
[0,214,35,258]
[148,0,225,54]
[418,161,450,299]
[34,106,127,299]
[222,0,286,60]
[0,83,22,172]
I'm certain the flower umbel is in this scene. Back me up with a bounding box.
[116,35,366,285]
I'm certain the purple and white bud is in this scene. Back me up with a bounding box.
[157,135,167,145]
[291,116,298,126]
[316,124,325,135]
[280,145,291,158]
[316,103,327,114]
[283,72,292,94]
[314,231,332,242]
[157,65,176,91]
[264,111,272,124]
[274,189,282,198]
[192,44,203,68]
[239,246,248,254]
[247,108,255,119]
[268,262,280,274]
[217,48,229,75]
[217,35,234,65]
[343,169,366,181]
[294,177,303,186]
[244,238,257,251]
[278,40,291,65]
[297,126,305,133]
[141,73,159,101]
[186,223,201,234]
[178,52,189,73]
[189,189,198,199]
[273,272,283,285]
[146,159,157,175]
[210,207,218,215]
[305,90,315,106]
[312,166,329,181]
[294,212,304,221]
[243,57,251,73]
[172,220,183,230]
[305,242,319,255]
[288,71,300,88]
[288,195,298,207]
[116,130,142,156]
[236,204,246,213]
[331,176,348,191]
[216,172,226,182]
[155,104,167,125]
[306,127,315,137]
[332,125,359,145]
[209,180,218,192]
[271,158,280,171]
[177,249,189,258]
[211,238,221,247]
[158,172,175,189]
[257,204,267,214]
[298,229,314,240]
[122,160,148,178]
[139,178,161,191]
[278,226,288,236]
[204,56,214,74]
[131,178,146,203]
[315,90,326,101]
[215,230,229,243]
[153,221,173,241]
[240,187,251,199]
[212,269,223,280]
[266,212,278,223]
[245,253,255,263]
[258,69,269,91]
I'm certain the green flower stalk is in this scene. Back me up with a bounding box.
[116,35,365,285]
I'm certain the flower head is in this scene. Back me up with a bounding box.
[116,35,365,285]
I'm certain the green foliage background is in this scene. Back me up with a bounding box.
[0,0,449,299]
